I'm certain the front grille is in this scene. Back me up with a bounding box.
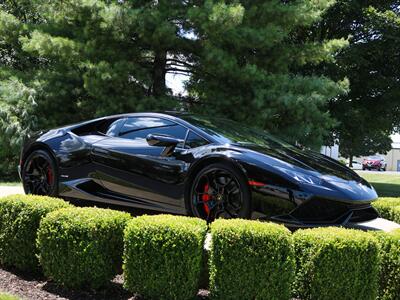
[290,198,375,224]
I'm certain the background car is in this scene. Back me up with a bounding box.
[362,155,387,171]
[19,112,379,227]
[348,161,363,170]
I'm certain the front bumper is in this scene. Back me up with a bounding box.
[269,199,379,228]
[363,164,381,169]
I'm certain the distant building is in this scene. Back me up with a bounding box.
[384,135,400,171]
[321,144,339,160]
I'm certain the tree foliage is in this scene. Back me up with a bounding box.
[187,0,348,148]
[307,0,400,159]
[0,0,358,178]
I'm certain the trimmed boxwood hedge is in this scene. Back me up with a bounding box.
[0,195,71,272]
[374,230,400,300]
[37,207,131,289]
[373,198,400,223]
[123,215,207,300]
[292,227,380,300]
[209,219,294,300]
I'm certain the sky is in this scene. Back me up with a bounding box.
[166,72,189,96]
[392,134,400,146]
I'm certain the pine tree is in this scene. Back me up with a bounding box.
[187,0,348,147]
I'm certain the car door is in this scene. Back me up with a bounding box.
[91,116,190,212]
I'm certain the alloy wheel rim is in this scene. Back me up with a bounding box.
[23,154,54,195]
[192,169,243,221]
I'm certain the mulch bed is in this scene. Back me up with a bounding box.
[0,267,210,300]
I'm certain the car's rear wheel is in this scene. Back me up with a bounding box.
[188,163,251,222]
[22,150,58,196]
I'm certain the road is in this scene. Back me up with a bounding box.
[0,185,23,196]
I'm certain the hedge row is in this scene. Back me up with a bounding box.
[373,198,400,223]
[209,219,294,300]
[123,215,207,300]
[37,207,131,288]
[374,230,400,300]
[0,195,399,300]
[0,195,71,272]
[293,227,379,300]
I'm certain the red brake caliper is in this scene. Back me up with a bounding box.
[202,183,210,215]
[47,167,53,185]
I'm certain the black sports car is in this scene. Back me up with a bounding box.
[19,112,379,227]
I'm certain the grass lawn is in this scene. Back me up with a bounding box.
[357,172,400,197]
[0,293,19,300]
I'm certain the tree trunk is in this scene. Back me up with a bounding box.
[152,49,167,97]
[349,154,353,167]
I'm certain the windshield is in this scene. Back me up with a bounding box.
[367,156,382,160]
[182,115,294,149]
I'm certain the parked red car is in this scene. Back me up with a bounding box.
[362,155,387,171]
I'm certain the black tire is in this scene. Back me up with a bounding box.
[22,150,58,196]
[362,166,366,170]
[187,162,251,221]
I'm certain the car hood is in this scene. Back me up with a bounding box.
[236,143,362,183]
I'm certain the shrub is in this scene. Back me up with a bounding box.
[374,230,400,300]
[123,215,207,300]
[373,198,400,223]
[0,195,71,272]
[292,227,380,300]
[37,207,131,289]
[209,219,294,300]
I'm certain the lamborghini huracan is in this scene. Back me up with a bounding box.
[19,112,379,226]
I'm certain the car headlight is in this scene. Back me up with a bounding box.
[277,168,323,185]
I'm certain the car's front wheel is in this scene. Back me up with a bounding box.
[188,163,251,222]
[22,150,58,196]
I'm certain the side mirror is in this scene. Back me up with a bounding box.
[146,134,183,156]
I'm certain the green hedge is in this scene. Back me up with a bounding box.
[209,219,294,300]
[293,227,380,300]
[0,195,71,272]
[37,207,131,289]
[123,215,207,300]
[373,198,400,223]
[374,230,400,300]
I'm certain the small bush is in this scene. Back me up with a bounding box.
[0,195,71,272]
[37,207,131,289]
[293,227,380,300]
[209,219,294,300]
[123,215,207,300]
[373,198,400,223]
[374,230,400,300]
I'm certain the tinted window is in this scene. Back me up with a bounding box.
[106,118,126,136]
[185,131,208,149]
[120,117,175,135]
[119,117,188,147]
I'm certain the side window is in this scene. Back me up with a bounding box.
[185,131,209,149]
[119,117,188,147]
[120,117,175,135]
[106,118,126,137]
